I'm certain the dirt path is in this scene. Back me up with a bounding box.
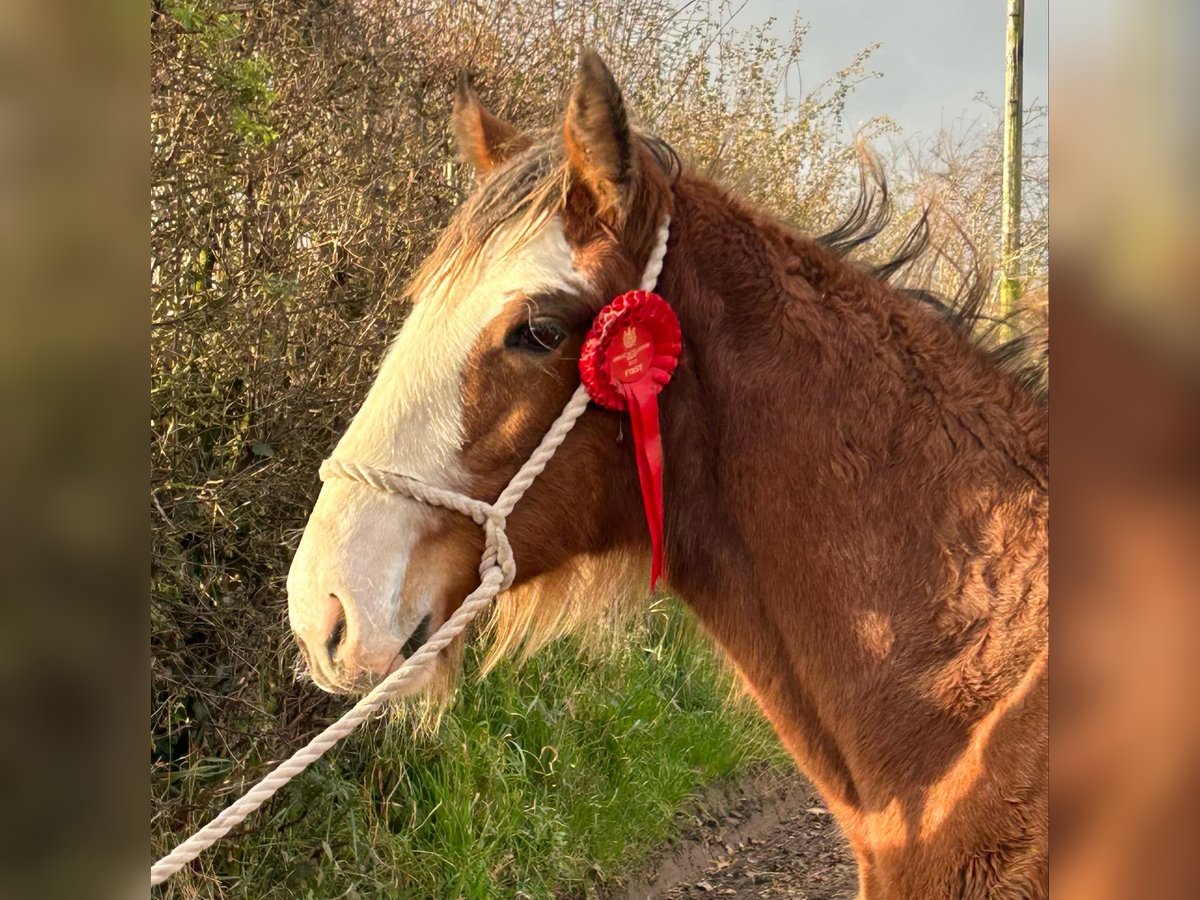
[602,769,857,899]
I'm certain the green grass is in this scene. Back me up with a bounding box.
[153,604,786,898]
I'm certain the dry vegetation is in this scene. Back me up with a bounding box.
[150,0,1047,893]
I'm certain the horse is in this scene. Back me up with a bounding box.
[286,50,1048,899]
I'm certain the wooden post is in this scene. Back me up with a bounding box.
[999,0,1025,322]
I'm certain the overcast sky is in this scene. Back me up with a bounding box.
[732,0,1048,142]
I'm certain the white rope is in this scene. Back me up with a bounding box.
[639,217,670,293]
[150,216,670,888]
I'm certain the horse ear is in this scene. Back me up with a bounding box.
[452,72,529,179]
[563,49,636,221]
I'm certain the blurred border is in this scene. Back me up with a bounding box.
[1052,1,1200,897]
[0,1,148,897]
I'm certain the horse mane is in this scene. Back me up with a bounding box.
[816,152,1049,403]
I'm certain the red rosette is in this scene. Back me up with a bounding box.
[579,291,682,410]
[579,291,682,590]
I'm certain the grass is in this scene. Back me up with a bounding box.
[152,602,787,898]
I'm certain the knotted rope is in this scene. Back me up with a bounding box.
[149,216,670,888]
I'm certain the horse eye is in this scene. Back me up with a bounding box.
[505,319,568,353]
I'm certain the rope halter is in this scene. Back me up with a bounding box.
[149,215,671,888]
[317,462,521,590]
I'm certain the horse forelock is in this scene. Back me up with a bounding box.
[407,129,679,310]
[406,139,570,310]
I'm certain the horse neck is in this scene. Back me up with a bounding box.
[655,176,1048,817]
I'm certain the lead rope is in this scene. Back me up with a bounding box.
[150,216,670,888]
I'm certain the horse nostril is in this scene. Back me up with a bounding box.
[324,594,347,661]
[401,613,432,658]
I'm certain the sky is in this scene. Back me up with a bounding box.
[731,0,1048,142]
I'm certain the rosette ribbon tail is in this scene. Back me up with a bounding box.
[622,377,666,590]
